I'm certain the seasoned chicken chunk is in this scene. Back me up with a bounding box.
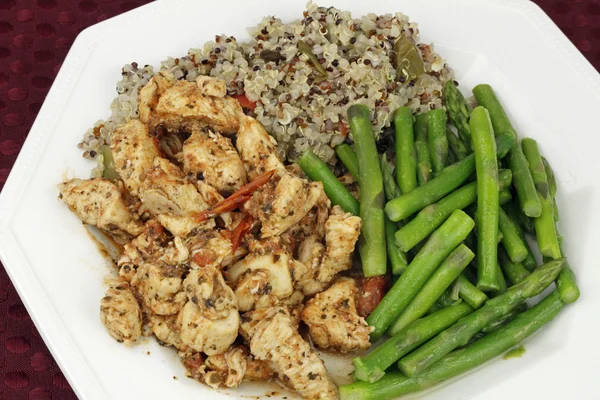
[236,115,285,179]
[301,278,372,353]
[245,171,325,238]
[147,313,183,349]
[227,238,294,311]
[138,73,174,124]
[100,284,142,345]
[152,80,242,134]
[131,263,186,315]
[139,157,214,236]
[58,178,144,241]
[240,306,338,400]
[294,234,327,296]
[187,230,246,269]
[195,76,227,98]
[318,206,362,283]
[110,119,161,196]
[183,131,247,194]
[195,181,236,229]
[178,266,239,355]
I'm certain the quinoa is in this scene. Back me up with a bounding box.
[80,2,453,174]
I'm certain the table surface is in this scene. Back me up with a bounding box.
[0,0,598,398]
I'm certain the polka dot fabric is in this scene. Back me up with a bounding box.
[0,0,597,398]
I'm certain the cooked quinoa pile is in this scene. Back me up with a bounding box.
[79,2,453,175]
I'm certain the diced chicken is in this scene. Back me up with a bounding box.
[240,306,338,400]
[195,76,227,98]
[187,230,247,269]
[100,284,142,345]
[245,170,325,238]
[138,74,174,124]
[110,119,161,196]
[226,238,294,312]
[152,80,242,134]
[236,115,285,179]
[147,313,183,349]
[131,263,186,315]
[294,235,327,296]
[183,131,247,195]
[317,206,362,283]
[301,278,372,353]
[178,266,239,355]
[58,178,144,241]
[139,157,214,236]
[280,189,330,251]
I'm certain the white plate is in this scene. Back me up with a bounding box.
[1,0,599,399]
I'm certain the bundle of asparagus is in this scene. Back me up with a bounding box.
[299,83,579,400]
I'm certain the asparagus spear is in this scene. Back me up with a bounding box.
[380,154,402,200]
[388,244,474,335]
[444,80,472,150]
[522,138,549,197]
[394,107,418,194]
[414,113,432,185]
[340,291,564,400]
[499,189,512,205]
[353,302,473,383]
[447,127,470,161]
[367,210,475,341]
[457,275,488,309]
[427,109,449,175]
[498,246,530,285]
[349,105,387,277]
[498,206,528,263]
[398,258,564,377]
[481,303,528,334]
[542,157,559,222]
[503,201,537,270]
[470,106,500,292]
[299,150,360,216]
[493,261,508,295]
[335,144,359,180]
[394,169,511,252]
[386,217,408,275]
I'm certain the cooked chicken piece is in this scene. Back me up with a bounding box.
[183,131,247,194]
[138,73,174,124]
[301,278,372,353]
[152,80,242,134]
[280,289,305,307]
[280,189,330,251]
[245,170,325,238]
[236,115,285,179]
[182,346,276,389]
[338,173,360,201]
[110,119,161,196]
[147,313,183,349]
[227,238,294,311]
[294,234,327,296]
[139,157,214,236]
[195,76,227,98]
[100,284,142,345]
[240,306,338,400]
[59,178,144,241]
[186,230,247,269]
[178,266,239,355]
[131,263,186,315]
[318,206,362,283]
[195,181,237,229]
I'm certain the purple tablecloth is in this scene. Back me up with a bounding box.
[0,0,598,398]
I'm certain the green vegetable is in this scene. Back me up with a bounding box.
[427,109,449,175]
[457,275,488,309]
[388,244,474,335]
[349,105,387,277]
[503,202,537,270]
[414,113,432,185]
[498,246,530,285]
[380,154,402,201]
[353,302,473,383]
[367,210,475,341]
[498,207,528,263]
[470,106,500,292]
[386,217,408,275]
[499,189,512,205]
[297,40,328,82]
[398,258,564,377]
[335,144,359,180]
[102,146,119,181]
[394,107,418,194]
[522,138,549,198]
[394,33,425,83]
[444,80,472,150]
[340,291,564,400]
[481,303,527,333]
[299,150,360,216]
[447,127,470,161]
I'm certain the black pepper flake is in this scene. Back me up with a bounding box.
[350,37,356,44]
[453,80,459,86]
[364,59,371,65]
[201,59,208,65]
[308,372,318,380]
[196,172,204,181]
[214,47,221,54]
[332,59,339,67]
[261,28,268,34]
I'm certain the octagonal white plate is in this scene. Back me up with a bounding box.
[1,0,600,399]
